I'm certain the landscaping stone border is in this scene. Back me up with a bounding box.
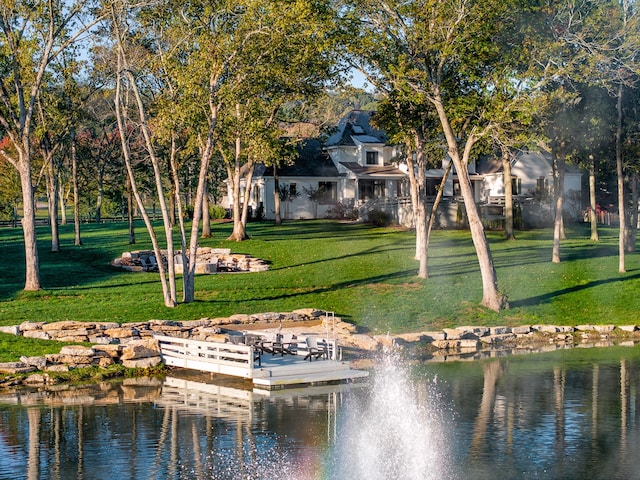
[111,247,269,274]
[2,310,639,387]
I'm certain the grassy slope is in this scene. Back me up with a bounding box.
[0,219,638,340]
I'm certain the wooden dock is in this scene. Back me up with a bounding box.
[155,334,369,390]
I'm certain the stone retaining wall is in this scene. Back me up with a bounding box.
[111,248,269,274]
[2,310,639,386]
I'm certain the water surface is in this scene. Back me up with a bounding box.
[1,346,639,479]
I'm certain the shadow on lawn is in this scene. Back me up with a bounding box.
[201,269,419,307]
[510,270,640,308]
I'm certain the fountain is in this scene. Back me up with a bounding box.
[326,355,455,479]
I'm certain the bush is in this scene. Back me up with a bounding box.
[326,202,359,220]
[367,209,391,227]
[209,204,227,220]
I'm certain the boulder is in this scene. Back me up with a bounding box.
[20,356,47,369]
[19,321,45,331]
[121,339,161,361]
[0,362,36,374]
[0,325,20,335]
[60,346,95,357]
[618,325,638,333]
[122,356,162,369]
[22,330,50,340]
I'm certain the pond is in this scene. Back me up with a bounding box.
[1,346,639,480]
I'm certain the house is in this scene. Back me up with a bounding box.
[224,110,582,228]
[230,110,409,222]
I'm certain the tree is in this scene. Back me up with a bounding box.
[109,0,179,307]
[374,93,446,279]
[552,0,640,271]
[341,0,534,310]
[210,0,339,242]
[0,1,103,290]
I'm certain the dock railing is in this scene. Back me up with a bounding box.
[155,335,258,378]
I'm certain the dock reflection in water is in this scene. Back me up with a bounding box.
[0,371,354,480]
[2,347,640,479]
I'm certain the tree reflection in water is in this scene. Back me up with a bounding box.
[2,348,640,479]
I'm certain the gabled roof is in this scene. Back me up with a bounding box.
[326,110,388,147]
[261,139,339,177]
[340,162,406,178]
[476,150,583,175]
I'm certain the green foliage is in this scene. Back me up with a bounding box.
[326,202,358,220]
[367,209,392,227]
[209,204,227,220]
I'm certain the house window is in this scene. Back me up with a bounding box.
[318,181,337,204]
[453,179,461,197]
[366,151,379,165]
[536,177,546,194]
[359,180,385,201]
[512,178,521,195]
[426,178,441,196]
[289,183,297,197]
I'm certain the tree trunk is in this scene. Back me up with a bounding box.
[502,148,515,240]
[227,135,251,241]
[114,43,175,307]
[414,135,428,278]
[274,165,282,225]
[58,179,67,225]
[616,83,626,272]
[237,161,255,238]
[433,95,505,311]
[46,156,60,252]
[588,154,598,242]
[426,160,453,273]
[18,158,41,291]
[404,145,421,260]
[95,168,104,223]
[71,127,82,246]
[552,145,565,264]
[127,178,135,244]
[628,173,637,253]
[201,176,211,238]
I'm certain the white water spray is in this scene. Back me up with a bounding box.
[327,355,453,479]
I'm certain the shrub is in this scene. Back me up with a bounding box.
[326,202,359,220]
[209,204,227,220]
[367,209,391,227]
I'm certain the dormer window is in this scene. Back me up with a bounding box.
[352,125,365,134]
[366,151,379,165]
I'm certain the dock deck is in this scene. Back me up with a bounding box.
[155,334,369,390]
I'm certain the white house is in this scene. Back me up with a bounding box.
[224,110,583,227]
[228,110,409,221]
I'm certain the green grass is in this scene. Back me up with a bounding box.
[0,219,639,361]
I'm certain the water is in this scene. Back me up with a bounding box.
[1,347,640,479]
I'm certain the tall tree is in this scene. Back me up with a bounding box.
[552,0,640,271]
[341,0,537,310]
[0,1,102,290]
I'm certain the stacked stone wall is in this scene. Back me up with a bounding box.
[2,310,640,385]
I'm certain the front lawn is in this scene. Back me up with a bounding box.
[0,219,638,361]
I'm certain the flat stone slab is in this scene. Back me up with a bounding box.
[0,362,36,374]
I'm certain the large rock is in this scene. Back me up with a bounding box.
[60,346,95,357]
[22,330,50,340]
[19,321,45,331]
[121,339,161,361]
[122,356,162,368]
[20,356,47,369]
[339,333,380,351]
[42,321,96,332]
[0,325,20,335]
[0,362,36,374]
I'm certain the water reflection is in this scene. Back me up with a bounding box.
[1,347,640,479]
